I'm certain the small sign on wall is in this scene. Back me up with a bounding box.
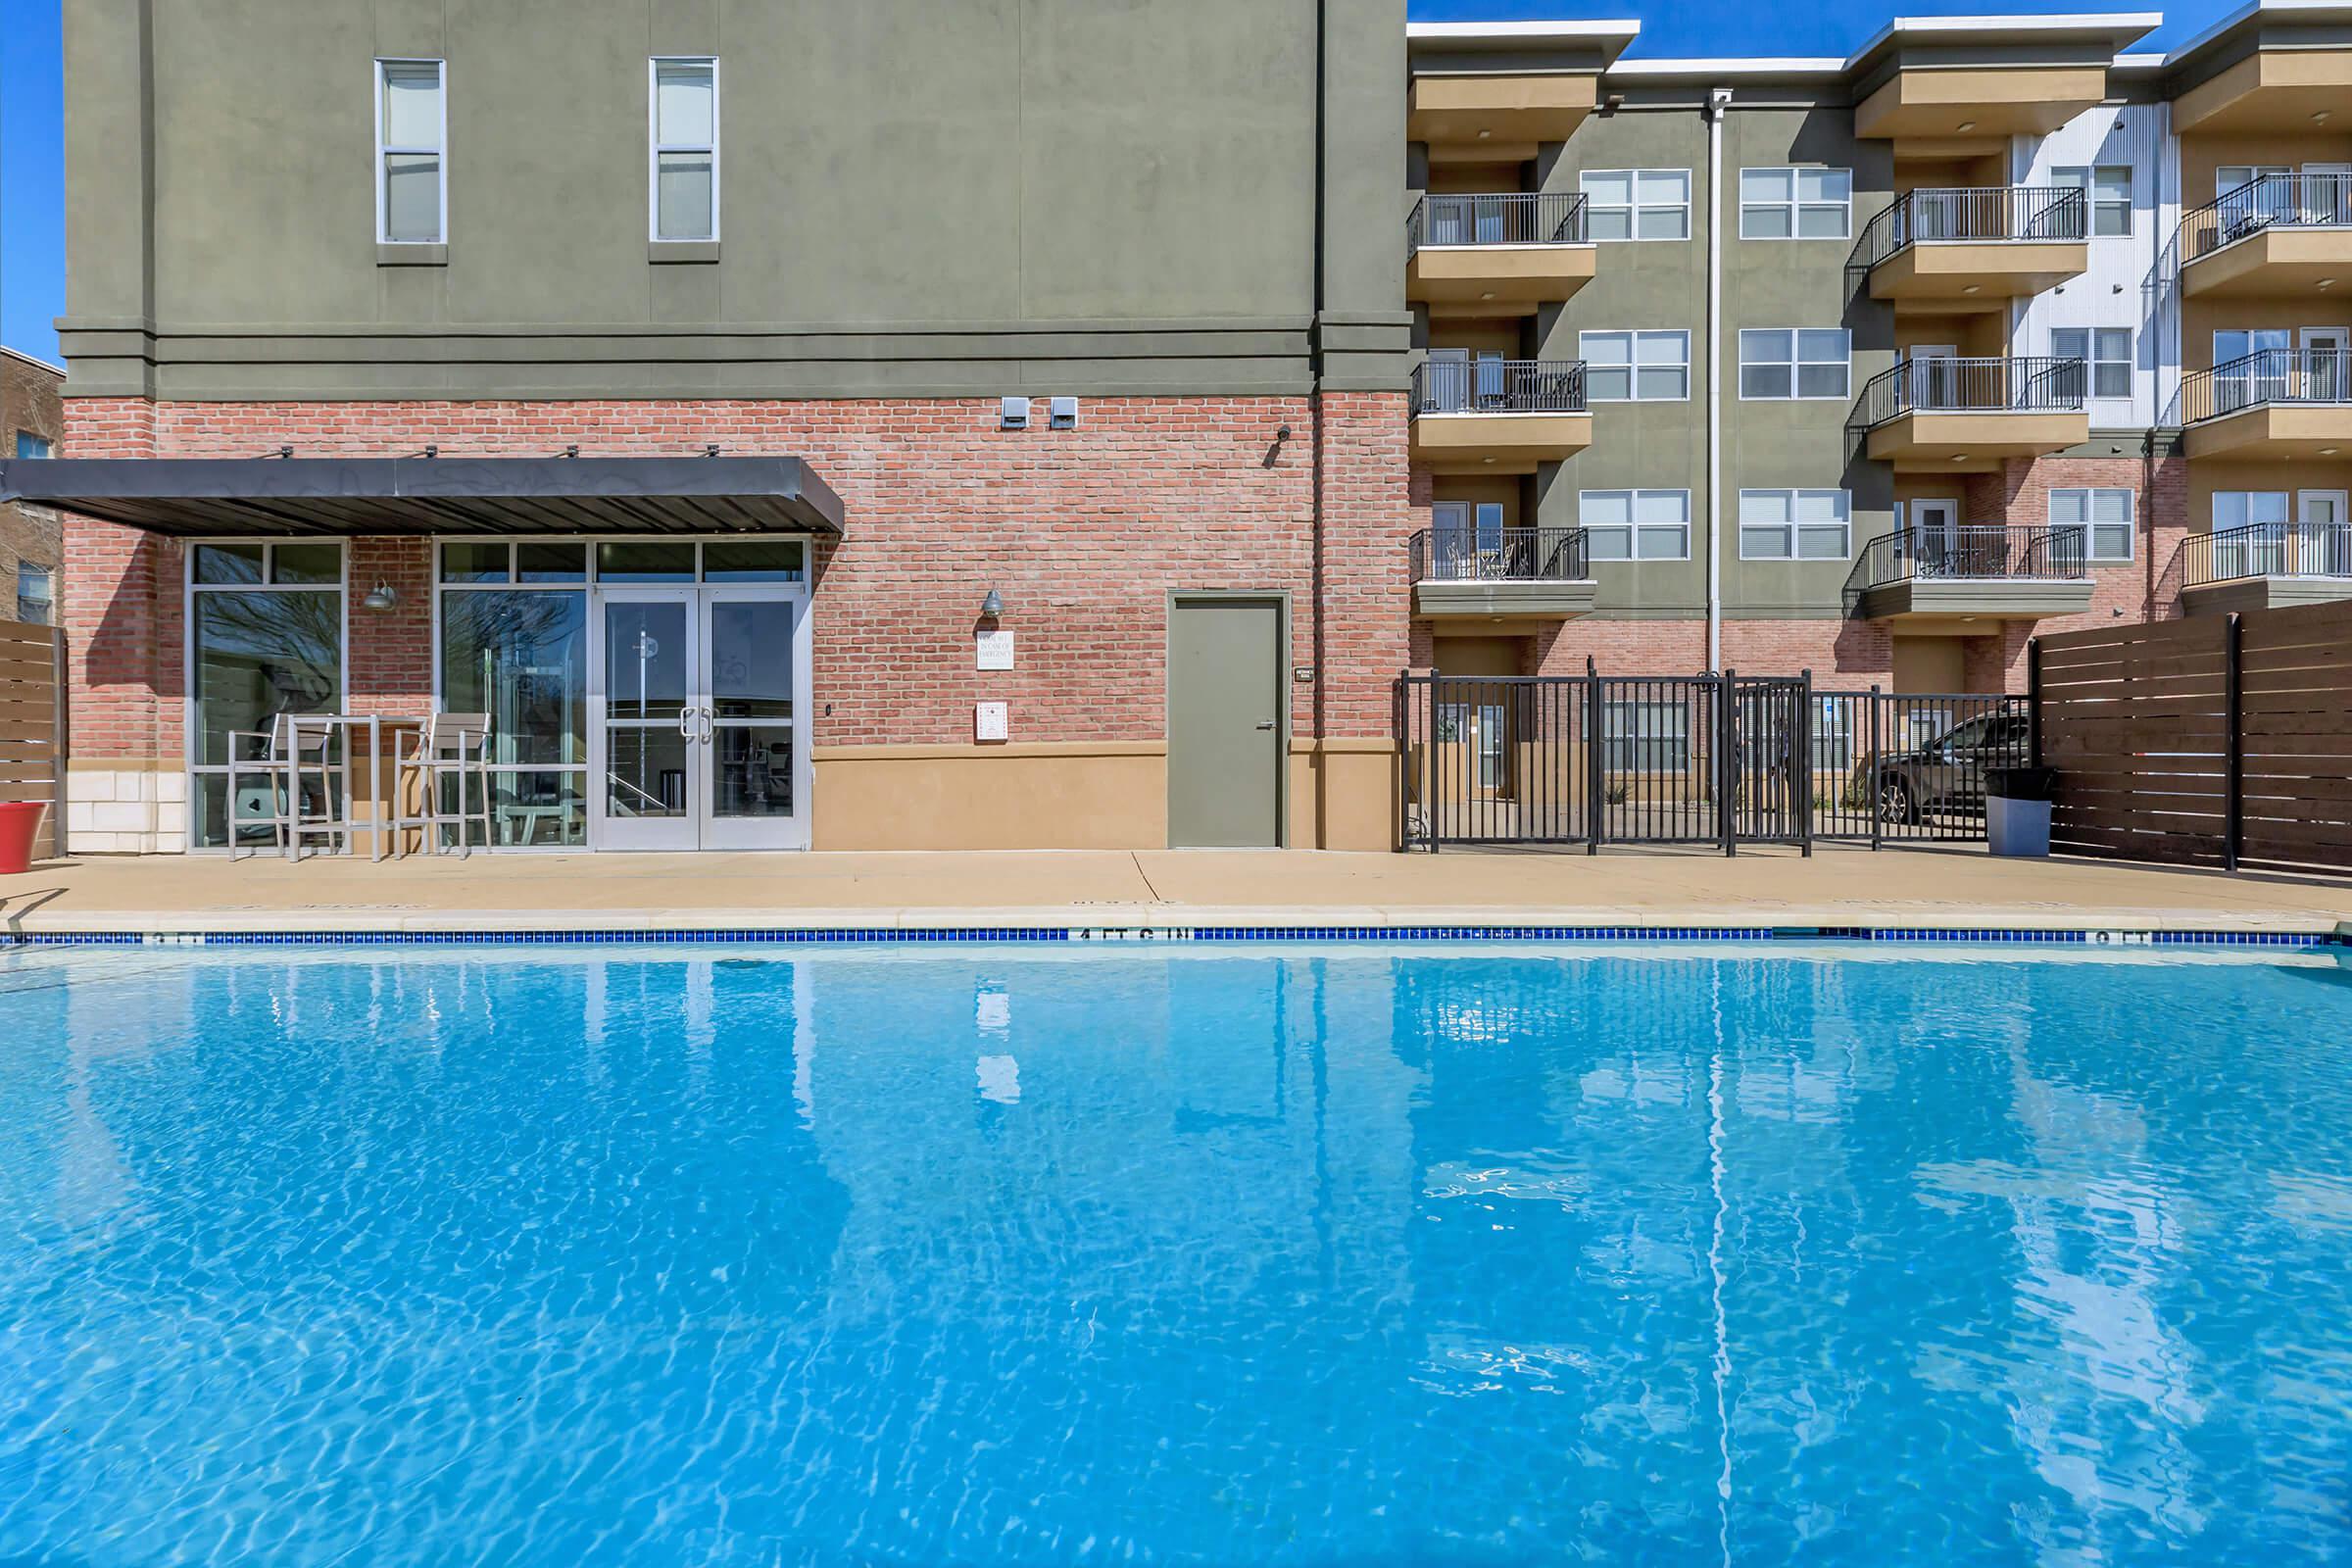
[976,629,1015,671]
[976,701,1009,743]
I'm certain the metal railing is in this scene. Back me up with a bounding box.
[2179,348,2352,423]
[1850,186,2086,270]
[1406,191,1588,252]
[1848,356,2086,430]
[1814,693,2032,845]
[2180,171,2352,261]
[1410,525,1591,584]
[2180,519,2352,586]
[1412,359,1588,416]
[1857,524,2088,588]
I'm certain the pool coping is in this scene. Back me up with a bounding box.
[5,908,2348,950]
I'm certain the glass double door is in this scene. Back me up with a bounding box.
[591,586,809,851]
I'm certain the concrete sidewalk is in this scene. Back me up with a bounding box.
[3,845,2347,937]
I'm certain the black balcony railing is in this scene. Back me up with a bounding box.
[1848,356,2086,430]
[2180,347,2352,423]
[2180,171,2352,261]
[1407,192,1588,252]
[2181,519,2352,586]
[1849,186,2086,271]
[1412,359,1588,416]
[1410,524,1592,584]
[1857,525,2088,590]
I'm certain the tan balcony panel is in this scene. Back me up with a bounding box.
[1854,66,2107,149]
[1408,244,1597,314]
[2182,404,2352,461]
[1413,579,1597,620]
[2175,48,2352,134]
[1868,240,2088,311]
[1864,411,2089,472]
[2180,575,2352,616]
[1408,74,1595,161]
[2181,226,2352,300]
[1855,578,2095,625]
[1409,413,1592,474]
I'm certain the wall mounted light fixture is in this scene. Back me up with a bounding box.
[981,588,1004,619]
[363,583,400,611]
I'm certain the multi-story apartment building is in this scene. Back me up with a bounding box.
[1,347,64,626]
[2,0,2345,857]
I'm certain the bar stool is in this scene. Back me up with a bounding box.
[396,712,495,858]
[225,712,341,861]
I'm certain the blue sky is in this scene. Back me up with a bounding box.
[0,0,2240,368]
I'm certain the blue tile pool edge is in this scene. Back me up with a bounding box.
[2,924,2343,952]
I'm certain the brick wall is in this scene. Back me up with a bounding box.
[62,394,1430,761]
[2,351,67,620]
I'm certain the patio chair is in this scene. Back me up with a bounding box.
[395,711,495,858]
[225,713,341,861]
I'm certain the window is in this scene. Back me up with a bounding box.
[2050,326,2132,398]
[651,58,718,242]
[15,564,52,625]
[2053,166,2132,236]
[376,60,446,244]
[14,431,50,460]
[1603,699,1690,772]
[1427,501,1505,576]
[187,542,347,850]
[1581,489,1690,561]
[1581,170,1690,241]
[1739,489,1851,560]
[2213,490,2290,530]
[1740,167,1851,239]
[2048,488,2134,563]
[1738,329,1850,400]
[2216,165,2289,202]
[1581,329,1689,402]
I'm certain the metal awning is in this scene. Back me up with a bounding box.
[0,456,845,538]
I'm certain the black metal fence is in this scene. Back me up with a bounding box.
[1854,523,2088,590]
[2179,347,2352,424]
[1848,355,2086,430]
[1398,672,2025,853]
[1409,525,1591,584]
[2180,171,2352,261]
[1412,359,1588,416]
[1849,185,2085,271]
[2180,519,2352,587]
[1407,191,1588,251]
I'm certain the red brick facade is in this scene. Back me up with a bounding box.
[63,393,1424,762]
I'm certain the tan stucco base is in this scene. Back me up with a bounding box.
[811,739,1401,853]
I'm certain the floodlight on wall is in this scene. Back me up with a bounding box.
[363,583,401,611]
[981,588,1004,619]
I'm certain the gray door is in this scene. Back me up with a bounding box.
[1167,597,1284,848]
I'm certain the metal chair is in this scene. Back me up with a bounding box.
[225,713,341,860]
[396,712,495,858]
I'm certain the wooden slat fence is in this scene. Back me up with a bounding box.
[2031,601,2351,875]
[0,616,67,862]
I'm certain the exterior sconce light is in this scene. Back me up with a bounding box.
[981,588,1004,619]
[363,583,400,611]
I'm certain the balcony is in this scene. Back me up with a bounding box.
[2177,520,2352,615]
[2178,173,2352,301]
[1853,63,2108,150]
[1410,359,1592,474]
[1410,525,1595,619]
[1407,73,1595,163]
[1854,187,2087,313]
[1848,524,2094,624]
[1406,193,1595,317]
[1851,357,2090,472]
[2180,350,2352,461]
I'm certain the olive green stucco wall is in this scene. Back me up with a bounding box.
[62,0,1410,401]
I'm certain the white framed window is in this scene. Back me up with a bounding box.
[1738,329,1850,400]
[1738,489,1850,560]
[1602,699,1690,772]
[1739,167,1851,239]
[1581,170,1690,242]
[375,59,446,244]
[2053,166,2132,236]
[2049,488,2134,563]
[1581,329,1690,402]
[1581,489,1690,562]
[2215,165,2289,202]
[2051,327,2132,399]
[2213,490,2289,530]
[650,57,719,242]
[15,564,52,625]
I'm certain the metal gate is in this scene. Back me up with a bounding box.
[1398,669,1818,855]
[1813,690,2030,845]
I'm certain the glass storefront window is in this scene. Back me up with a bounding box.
[596,541,697,582]
[441,542,512,583]
[516,542,588,582]
[188,543,346,849]
[703,539,806,582]
[440,591,588,767]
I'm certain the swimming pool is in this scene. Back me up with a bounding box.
[1,943,2347,1564]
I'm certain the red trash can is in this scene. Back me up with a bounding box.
[0,801,47,875]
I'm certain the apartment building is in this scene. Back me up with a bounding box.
[2,0,2345,857]
[1,348,63,626]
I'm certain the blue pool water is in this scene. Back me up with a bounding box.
[1,944,2349,1565]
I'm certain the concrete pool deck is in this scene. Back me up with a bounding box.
[1,845,2347,939]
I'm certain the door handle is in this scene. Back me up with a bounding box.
[700,708,715,745]
[1254,720,1277,731]
[678,708,696,741]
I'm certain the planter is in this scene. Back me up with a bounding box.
[0,801,47,875]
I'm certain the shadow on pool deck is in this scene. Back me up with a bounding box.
[2,843,2347,936]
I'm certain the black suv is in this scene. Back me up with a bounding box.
[1856,710,2030,824]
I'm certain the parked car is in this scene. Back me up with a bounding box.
[1855,710,2030,824]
